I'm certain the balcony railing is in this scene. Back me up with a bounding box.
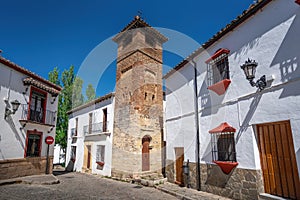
[83,125,89,135]
[71,128,77,137]
[20,104,56,126]
[84,122,109,135]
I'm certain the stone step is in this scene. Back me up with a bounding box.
[140,173,164,180]
[139,177,167,187]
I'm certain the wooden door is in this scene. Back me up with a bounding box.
[102,108,107,132]
[257,121,300,199]
[87,145,91,169]
[142,140,150,171]
[175,147,184,185]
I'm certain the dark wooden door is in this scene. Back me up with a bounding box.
[102,108,107,132]
[87,145,91,169]
[175,147,184,185]
[142,140,150,171]
[257,121,300,199]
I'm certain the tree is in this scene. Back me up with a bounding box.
[86,84,96,102]
[48,65,84,154]
[72,77,84,108]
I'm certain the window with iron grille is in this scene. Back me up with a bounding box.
[29,88,47,123]
[96,145,105,162]
[209,122,237,163]
[25,131,42,157]
[206,49,230,86]
[215,133,236,162]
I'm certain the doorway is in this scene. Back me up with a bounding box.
[257,121,300,199]
[175,147,184,185]
[87,145,91,169]
[142,135,151,171]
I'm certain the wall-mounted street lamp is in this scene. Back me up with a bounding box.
[4,99,21,119]
[240,58,266,91]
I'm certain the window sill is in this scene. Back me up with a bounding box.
[213,161,238,174]
[208,79,231,95]
[85,132,111,137]
[96,161,105,166]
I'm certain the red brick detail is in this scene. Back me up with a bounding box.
[208,79,231,95]
[209,122,236,134]
[205,48,230,63]
[214,161,238,174]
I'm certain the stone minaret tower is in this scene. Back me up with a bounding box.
[111,16,167,178]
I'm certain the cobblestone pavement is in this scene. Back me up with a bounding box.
[0,171,177,200]
[156,182,231,200]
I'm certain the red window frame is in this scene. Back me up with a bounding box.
[24,130,43,157]
[28,86,48,123]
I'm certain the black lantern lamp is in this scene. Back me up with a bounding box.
[4,99,21,119]
[241,58,266,91]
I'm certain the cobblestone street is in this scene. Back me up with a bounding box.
[0,171,177,200]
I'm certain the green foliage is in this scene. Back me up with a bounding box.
[48,65,85,152]
[72,77,84,108]
[86,83,96,102]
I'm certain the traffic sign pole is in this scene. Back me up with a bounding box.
[46,144,50,174]
[44,136,54,174]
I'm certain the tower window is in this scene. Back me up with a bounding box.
[145,92,147,100]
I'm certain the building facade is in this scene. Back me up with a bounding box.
[66,16,167,179]
[0,55,61,179]
[111,16,167,178]
[66,93,114,176]
[164,0,300,199]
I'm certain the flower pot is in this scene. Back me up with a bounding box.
[96,161,105,167]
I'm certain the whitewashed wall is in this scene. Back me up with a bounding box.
[66,97,114,176]
[165,0,300,175]
[0,63,59,160]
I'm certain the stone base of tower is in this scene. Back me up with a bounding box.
[111,146,163,181]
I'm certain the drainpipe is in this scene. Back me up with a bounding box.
[192,60,201,191]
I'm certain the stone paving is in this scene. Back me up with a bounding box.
[155,182,232,200]
[0,169,233,200]
[0,171,177,200]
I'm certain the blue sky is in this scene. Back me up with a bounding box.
[0,0,256,97]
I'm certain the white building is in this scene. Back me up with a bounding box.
[66,93,114,176]
[164,0,300,199]
[0,55,61,179]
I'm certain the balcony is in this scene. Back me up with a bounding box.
[84,122,110,137]
[71,128,77,137]
[19,104,56,127]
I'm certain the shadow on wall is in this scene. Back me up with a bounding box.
[236,93,262,144]
[199,76,211,117]
[233,2,298,66]
[205,163,235,188]
[5,115,25,152]
[199,78,226,117]
[65,160,75,172]
[202,138,213,163]
[270,14,300,98]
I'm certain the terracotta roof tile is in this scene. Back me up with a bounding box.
[0,56,62,91]
[23,77,60,96]
[113,16,168,43]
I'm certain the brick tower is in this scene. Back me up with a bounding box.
[111,16,167,178]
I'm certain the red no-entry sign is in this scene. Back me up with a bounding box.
[45,136,54,145]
